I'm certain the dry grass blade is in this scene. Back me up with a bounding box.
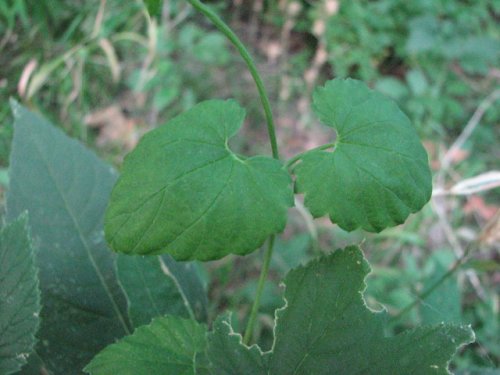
[434,171,500,196]
[99,38,122,83]
[17,59,37,98]
[479,210,500,247]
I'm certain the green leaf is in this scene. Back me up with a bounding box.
[456,368,500,375]
[374,78,409,100]
[270,234,311,274]
[0,168,8,188]
[294,79,432,232]
[87,247,474,374]
[0,214,40,375]
[116,254,208,327]
[105,100,293,260]
[207,314,268,375]
[420,251,462,325]
[268,246,474,374]
[6,101,130,373]
[406,69,429,96]
[144,0,162,17]
[84,316,209,375]
[160,255,209,319]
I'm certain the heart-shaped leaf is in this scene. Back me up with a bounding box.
[105,100,293,260]
[294,79,432,232]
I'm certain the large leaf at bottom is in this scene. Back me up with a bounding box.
[268,246,474,374]
[6,102,130,373]
[84,316,209,375]
[86,246,474,374]
[105,99,293,261]
[294,78,432,232]
[0,214,40,374]
[116,254,208,327]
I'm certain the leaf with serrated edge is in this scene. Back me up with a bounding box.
[294,78,432,232]
[84,315,209,375]
[207,313,268,375]
[105,99,293,260]
[116,254,208,327]
[268,246,474,375]
[6,101,130,373]
[0,214,40,375]
[87,247,473,375]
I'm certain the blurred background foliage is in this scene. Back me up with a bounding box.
[0,0,498,372]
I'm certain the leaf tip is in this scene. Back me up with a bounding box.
[9,97,22,118]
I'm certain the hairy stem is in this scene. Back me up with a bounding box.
[243,236,275,344]
[187,0,280,159]
[187,0,280,344]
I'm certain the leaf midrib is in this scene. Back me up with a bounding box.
[159,258,196,320]
[175,162,236,259]
[27,124,130,335]
[290,278,360,374]
[338,140,419,161]
[107,153,232,247]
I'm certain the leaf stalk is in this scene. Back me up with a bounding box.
[186,0,280,160]
[285,142,336,168]
[243,235,275,344]
[187,0,281,344]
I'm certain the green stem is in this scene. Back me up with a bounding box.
[243,236,275,344]
[187,0,281,344]
[285,142,335,168]
[391,242,476,322]
[187,0,280,159]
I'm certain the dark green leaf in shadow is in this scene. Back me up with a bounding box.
[420,251,462,325]
[207,313,268,375]
[0,214,40,375]
[270,234,311,274]
[6,101,130,374]
[116,254,208,327]
[144,0,162,17]
[84,316,209,375]
[160,255,209,321]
